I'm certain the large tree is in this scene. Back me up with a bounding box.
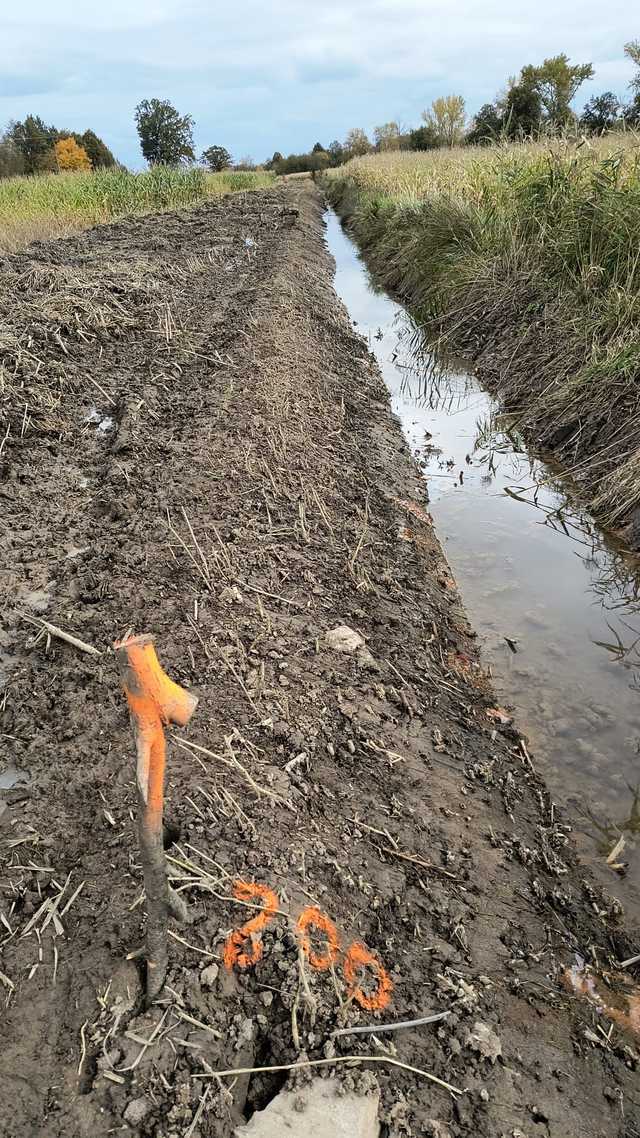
[77,130,116,168]
[624,40,640,123]
[343,128,372,157]
[8,115,57,173]
[521,54,593,127]
[373,121,402,151]
[500,76,543,138]
[55,136,92,171]
[580,92,621,134]
[422,96,466,147]
[0,134,25,178]
[466,103,503,145]
[327,139,345,166]
[409,124,439,150]
[625,40,640,92]
[134,99,195,166]
[201,145,231,172]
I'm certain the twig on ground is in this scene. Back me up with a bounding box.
[380,845,459,881]
[173,736,288,806]
[166,510,212,590]
[192,1053,463,1096]
[618,952,640,970]
[168,929,216,957]
[78,1019,88,1075]
[238,580,305,609]
[116,1008,170,1073]
[330,1011,450,1038]
[88,376,116,406]
[185,1084,211,1138]
[22,615,101,657]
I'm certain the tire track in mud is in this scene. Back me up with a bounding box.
[0,182,638,1137]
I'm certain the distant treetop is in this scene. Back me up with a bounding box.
[134,98,195,166]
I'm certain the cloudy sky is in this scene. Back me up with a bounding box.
[0,1,636,167]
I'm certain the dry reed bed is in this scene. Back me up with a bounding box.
[323,137,640,543]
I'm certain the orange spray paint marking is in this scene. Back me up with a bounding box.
[296,907,341,971]
[115,633,198,1001]
[563,961,640,1039]
[222,881,279,971]
[343,941,393,1011]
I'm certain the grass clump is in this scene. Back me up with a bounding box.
[323,138,640,541]
[0,166,275,251]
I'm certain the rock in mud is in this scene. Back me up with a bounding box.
[325,624,366,653]
[235,1077,380,1137]
[123,1096,152,1127]
[324,624,378,669]
[465,1020,502,1064]
[200,962,219,988]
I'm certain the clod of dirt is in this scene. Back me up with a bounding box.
[235,1077,380,1137]
[123,1096,152,1127]
[325,625,365,652]
[324,624,378,669]
[465,1020,502,1064]
[200,962,220,988]
[424,1123,453,1138]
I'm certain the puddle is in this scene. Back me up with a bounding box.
[0,766,30,819]
[326,210,640,915]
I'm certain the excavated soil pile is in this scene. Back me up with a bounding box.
[1,182,639,1137]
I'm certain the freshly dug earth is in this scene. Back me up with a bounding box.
[1,181,639,1138]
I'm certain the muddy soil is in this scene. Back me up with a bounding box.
[1,182,639,1138]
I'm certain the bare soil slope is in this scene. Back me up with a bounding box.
[1,182,639,1137]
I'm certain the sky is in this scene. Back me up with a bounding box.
[0,1,637,168]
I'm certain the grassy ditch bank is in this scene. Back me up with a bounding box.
[0,166,275,251]
[323,140,640,546]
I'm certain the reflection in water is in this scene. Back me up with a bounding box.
[326,210,640,914]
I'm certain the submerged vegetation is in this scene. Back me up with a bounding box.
[323,136,640,540]
[0,166,274,251]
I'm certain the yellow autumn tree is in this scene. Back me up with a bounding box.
[54,137,92,171]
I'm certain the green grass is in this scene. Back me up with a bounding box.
[323,137,640,538]
[0,166,275,251]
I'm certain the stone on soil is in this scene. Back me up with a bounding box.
[123,1096,152,1126]
[234,1077,380,1137]
[465,1020,502,1064]
[200,962,219,988]
[325,625,365,652]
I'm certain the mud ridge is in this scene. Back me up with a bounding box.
[1,182,638,1137]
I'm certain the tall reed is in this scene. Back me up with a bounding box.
[323,137,640,540]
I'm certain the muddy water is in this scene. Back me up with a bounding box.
[326,210,640,913]
[0,766,29,819]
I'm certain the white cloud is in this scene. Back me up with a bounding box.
[0,1,636,164]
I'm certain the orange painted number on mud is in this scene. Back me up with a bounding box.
[224,886,394,1011]
[343,941,393,1011]
[296,907,341,972]
[222,881,278,971]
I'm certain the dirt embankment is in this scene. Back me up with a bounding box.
[1,182,639,1137]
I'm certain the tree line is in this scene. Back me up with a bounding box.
[269,44,640,172]
[0,115,117,177]
[2,43,639,181]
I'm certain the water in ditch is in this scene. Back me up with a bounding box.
[325,209,640,916]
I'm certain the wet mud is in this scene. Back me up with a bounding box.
[1,182,639,1137]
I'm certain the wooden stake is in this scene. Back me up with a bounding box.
[115,634,198,1001]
